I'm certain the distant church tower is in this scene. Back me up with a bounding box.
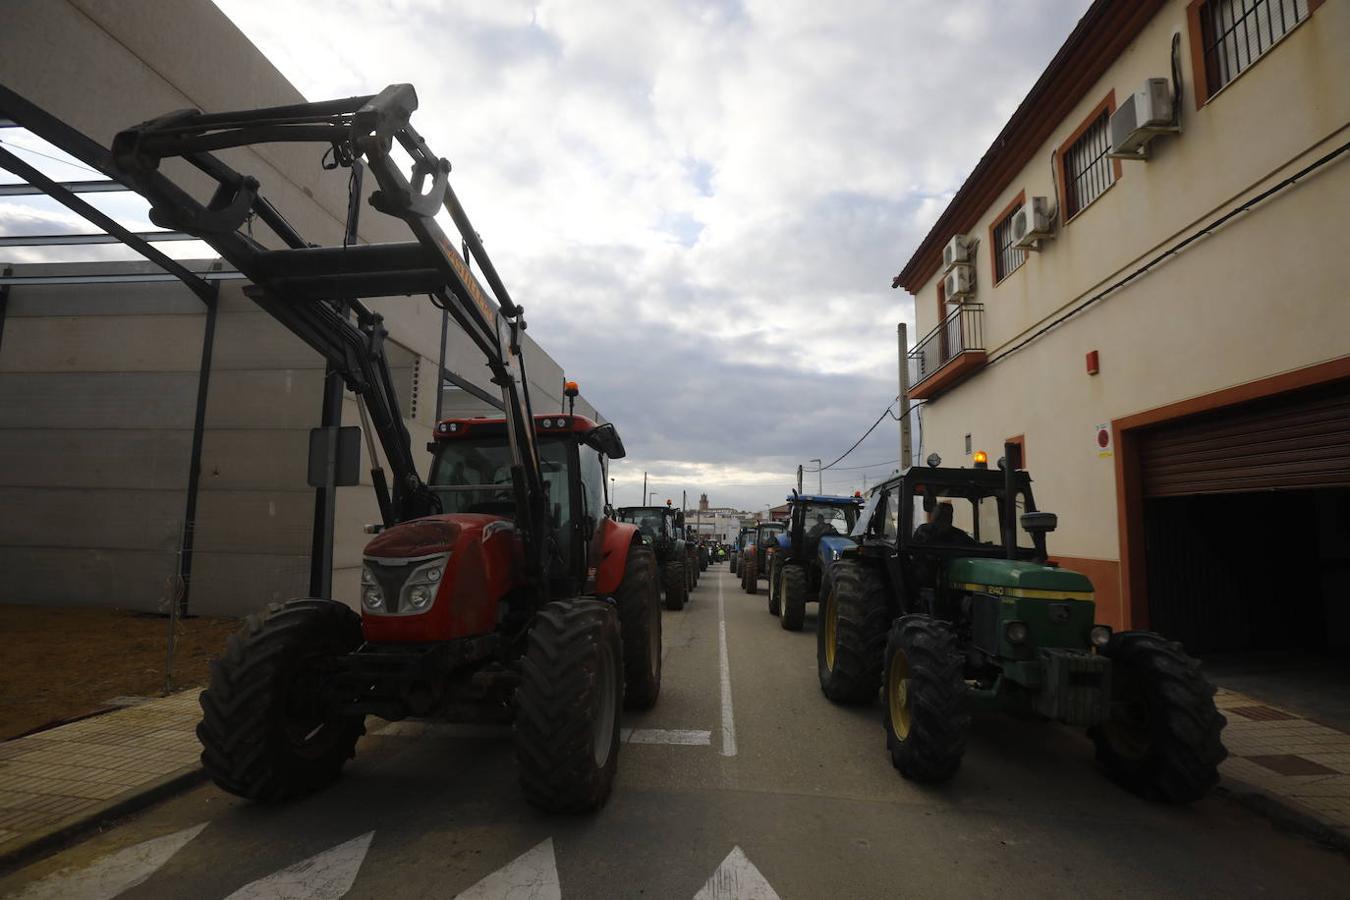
[699,493,709,511]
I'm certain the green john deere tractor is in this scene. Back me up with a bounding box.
[818,444,1227,802]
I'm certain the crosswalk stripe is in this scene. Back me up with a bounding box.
[223,831,373,900]
[10,822,207,900]
[625,728,712,745]
[693,846,780,900]
[453,838,560,900]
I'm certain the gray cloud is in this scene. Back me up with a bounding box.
[194,0,1092,510]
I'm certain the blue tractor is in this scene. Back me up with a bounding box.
[765,493,865,631]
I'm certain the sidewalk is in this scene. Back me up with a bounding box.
[0,690,203,866]
[1214,686,1350,846]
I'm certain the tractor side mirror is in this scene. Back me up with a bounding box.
[1020,512,1058,535]
[586,423,626,459]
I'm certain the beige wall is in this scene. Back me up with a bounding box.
[904,0,1350,627]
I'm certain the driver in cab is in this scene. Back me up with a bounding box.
[912,500,975,546]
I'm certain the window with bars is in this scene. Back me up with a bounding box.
[992,204,1026,282]
[1196,0,1311,99]
[1061,106,1115,219]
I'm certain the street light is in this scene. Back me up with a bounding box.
[648,491,657,505]
[610,477,616,507]
[810,458,822,494]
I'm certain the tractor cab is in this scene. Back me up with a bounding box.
[615,505,684,551]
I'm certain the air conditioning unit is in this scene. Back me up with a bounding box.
[1012,195,1054,249]
[944,263,974,301]
[942,234,971,271]
[1109,78,1178,160]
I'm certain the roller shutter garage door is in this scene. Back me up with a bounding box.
[1140,377,1350,654]
[1140,379,1350,497]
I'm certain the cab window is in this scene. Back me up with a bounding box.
[577,445,604,528]
[882,487,902,543]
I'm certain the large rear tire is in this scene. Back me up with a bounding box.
[1088,631,1227,803]
[197,598,365,802]
[767,557,782,616]
[662,561,687,611]
[779,564,807,631]
[616,545,662,710]
[745,556,759,595]
[515,599,623,813]
[730,554,738,576]
[882,615,968,783]
[817,561,888,704]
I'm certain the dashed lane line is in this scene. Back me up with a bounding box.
[718,571,738,757]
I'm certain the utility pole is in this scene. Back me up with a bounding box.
[810,458,822,494]
[898,323,912,470]
[797,464,803,493]
[642,470,647,505]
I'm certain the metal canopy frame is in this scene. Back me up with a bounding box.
[0,86,514,615]
[0,87,225,618]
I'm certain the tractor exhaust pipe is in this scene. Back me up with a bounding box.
[1003,441,1017,560]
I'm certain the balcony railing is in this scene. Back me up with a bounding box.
[907,303,986,400]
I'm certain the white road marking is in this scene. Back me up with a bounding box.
[717,572,738,757]
[624,728,712,746]
[224,831,373,900]
[693,846,780,900]
[453,837,560,900]
[11,822,207,900]
[375,721,511,739]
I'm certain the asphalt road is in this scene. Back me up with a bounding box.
[3,565,1347,899]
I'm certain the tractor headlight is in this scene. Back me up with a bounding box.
[1090,625,1112,648]
[361,567,384,611]
[408,585,433,610]
[1004,620,1029,644]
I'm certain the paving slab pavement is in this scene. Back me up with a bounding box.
[0,691,203,866]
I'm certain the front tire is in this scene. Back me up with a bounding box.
[883,615,968,783]
[779,564,807,631]
[817,561,888,704]
[767,557,782,616]
[616,545,662,710]
[662,561,687,611]
[197,598,365,802]
[1088,631,1227,803]
[515,599,623,813]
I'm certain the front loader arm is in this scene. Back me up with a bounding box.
[109,85,549,595]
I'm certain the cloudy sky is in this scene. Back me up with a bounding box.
[3,0,1092,513]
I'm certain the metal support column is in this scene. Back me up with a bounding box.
[175,284,220,615]
[0,266,11,356]
[898,323,912,470]
[309,161,364,599]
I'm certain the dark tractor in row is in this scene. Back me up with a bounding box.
[765,493,864,631]
[740,520,786,595]
[617,505,694,610]
[730,525,756,576]
[817,446,1227,803]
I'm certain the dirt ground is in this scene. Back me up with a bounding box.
[0,605,241,741]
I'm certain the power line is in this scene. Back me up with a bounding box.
[0,138,104,176]
[818,398,924,472]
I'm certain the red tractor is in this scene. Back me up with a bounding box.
[111,85,662,812]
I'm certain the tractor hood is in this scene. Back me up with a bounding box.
[818,534,856,564]
[946,558,1094,595]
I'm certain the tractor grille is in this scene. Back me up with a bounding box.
[972,593,1001,654]
[367,561,415,613]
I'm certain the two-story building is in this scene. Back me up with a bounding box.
[893,0,1348,659]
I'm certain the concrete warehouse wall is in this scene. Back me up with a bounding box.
[0,0,605,616]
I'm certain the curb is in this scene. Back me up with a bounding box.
[1217,779,1350,857]
[0,765,206,875]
